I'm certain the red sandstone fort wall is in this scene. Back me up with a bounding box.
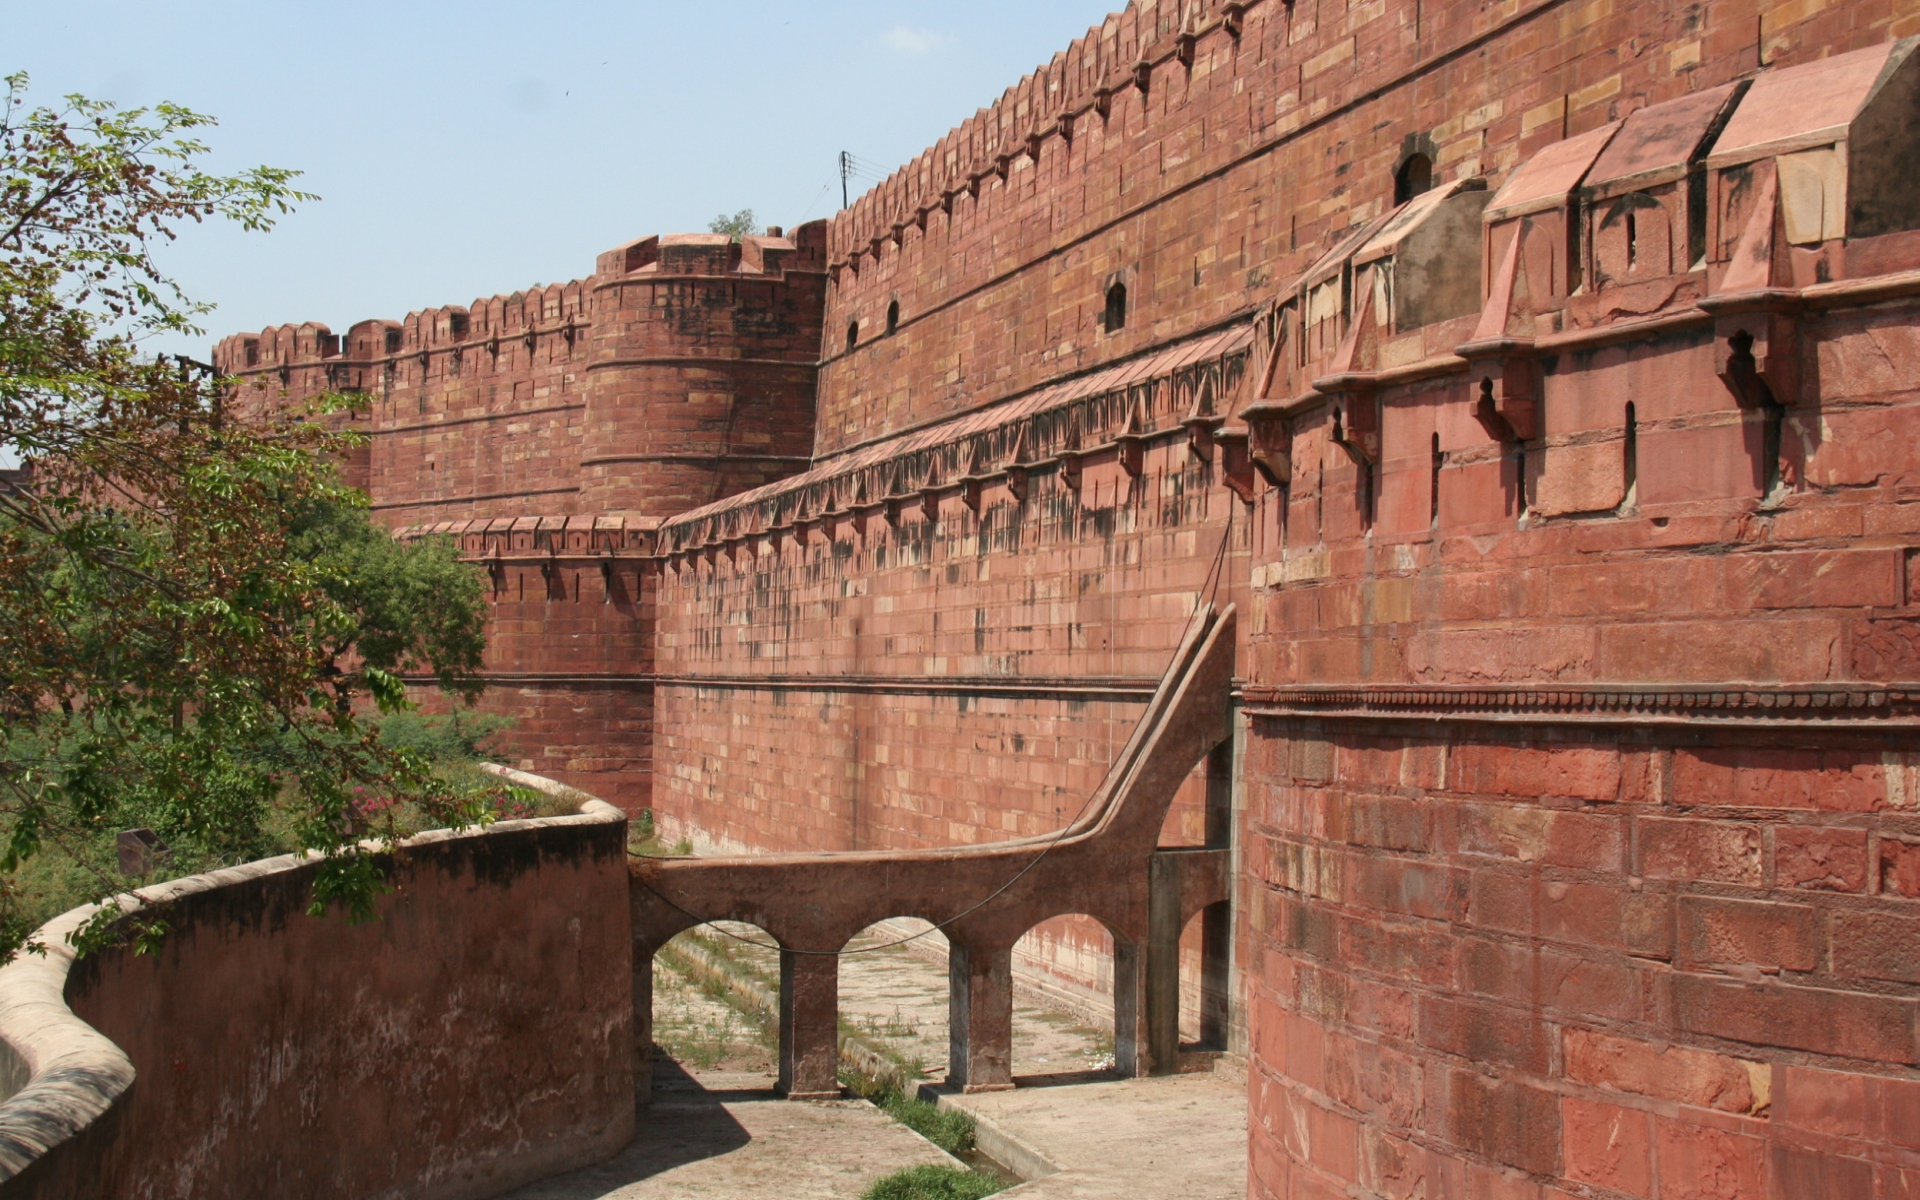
[214,0,1920,1190]
[651,436,1243,855]
[213,225,828,530]
[817,0,1903,457]
[648,0,1920,1192]
[210,228,829,814]
[8,809,633,1200]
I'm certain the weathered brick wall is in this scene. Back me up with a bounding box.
[214,289,595,525]
[652,434,1243,854]
[582,229,828,516]
[791,0,1920,1192]
[214,226,826,529]
[651,426,1247,1006]
[406,546,657,811]
[1238,289,1920,1193]
[1,808,633,1200]
[817,0,1905,458]
[1243,720,1920,1197]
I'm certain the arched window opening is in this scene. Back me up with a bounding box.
[1104,282,1128,333]
[1394,153,1433,204]
[846,321,859,352]
[886,300,900,335]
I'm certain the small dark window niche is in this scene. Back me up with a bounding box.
[886,300,900,335]
[1104,281,1128,332]
[846,321,859,352]
[1395,153,1433,204]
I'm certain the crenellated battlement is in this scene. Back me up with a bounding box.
[595,225,827,280]
[827,0,1238,268]
[214,280,593,379]
[213,221,828,529]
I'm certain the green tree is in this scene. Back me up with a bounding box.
[708,207,759,240]
[0,74,490,957]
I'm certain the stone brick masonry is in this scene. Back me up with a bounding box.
[224,0,1920,1193]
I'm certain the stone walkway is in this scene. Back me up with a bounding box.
[928,1072,1248,1199]
[498,1063,958,1200]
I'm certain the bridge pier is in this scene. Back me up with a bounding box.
[633,948,656,1101]
[946,940,1014,1092]
[1147,848,1233,1074]
[1113,936,1146,1076]
[777,949,841,1099]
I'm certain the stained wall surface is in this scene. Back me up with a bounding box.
[212,0,1920,1193]
[814,0,1904,456]
[0,811,633,1200]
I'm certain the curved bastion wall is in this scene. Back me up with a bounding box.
[0,790,634,1200]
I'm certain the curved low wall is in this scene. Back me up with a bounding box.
[0,791,633,1200]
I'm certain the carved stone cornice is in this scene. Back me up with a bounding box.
[1240,683,1920,727]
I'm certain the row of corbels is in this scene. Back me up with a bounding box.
[394,321,586,372]
[482,552,631,604]
[656,358,1255,572]
[831,0,1259,281]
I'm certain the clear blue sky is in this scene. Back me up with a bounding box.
[6,1,1114,359]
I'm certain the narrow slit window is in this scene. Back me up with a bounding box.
[1622,402,1637,511]
[886,300,900,335]
[1430,433,1442,527]
[846,321,859,352]
[1104,282,1127,332]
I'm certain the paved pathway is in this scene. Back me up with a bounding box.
[498,1064,957,1200]
[933,1072,1248,1199]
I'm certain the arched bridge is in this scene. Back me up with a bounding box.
[630,603,1238,1098]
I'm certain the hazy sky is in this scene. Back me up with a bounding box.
[7,1,1113,359]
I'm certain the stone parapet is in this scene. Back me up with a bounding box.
[0,800,632,1200]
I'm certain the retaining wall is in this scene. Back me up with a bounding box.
[0,800,633,1200]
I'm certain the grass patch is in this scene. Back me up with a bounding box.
[842,1065,978,1156]
[861,1164,1004,1200]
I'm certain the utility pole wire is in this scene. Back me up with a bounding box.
[838,152,894,210]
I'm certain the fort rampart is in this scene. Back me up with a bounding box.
[215,0,1920,1192]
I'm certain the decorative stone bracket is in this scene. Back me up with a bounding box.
[1701,166,1801,409]
[1457,337,1540,443]
[1458,232,1543,442]
[1239,399,1293,486]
